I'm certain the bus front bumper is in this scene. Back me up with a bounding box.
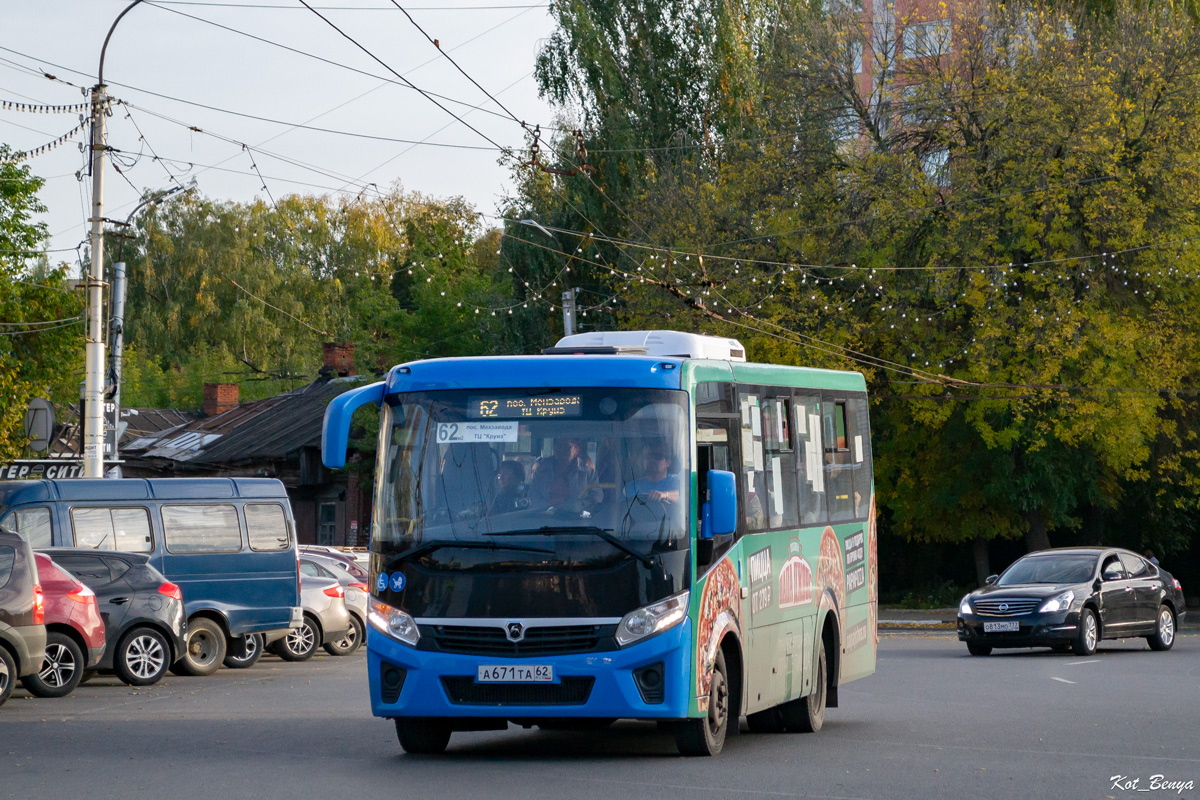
[366,619,694,721]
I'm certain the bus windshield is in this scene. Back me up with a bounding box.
[376,387,691,617]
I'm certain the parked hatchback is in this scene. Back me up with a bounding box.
[47,550,186,686]
[20,553,105,698]
[0,529,46,707]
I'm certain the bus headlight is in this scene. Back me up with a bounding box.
[616,590,689,647]
[368,598,420,647]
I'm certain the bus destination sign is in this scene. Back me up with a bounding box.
[469,395,582,419]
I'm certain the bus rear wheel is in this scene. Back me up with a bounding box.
[780,638,826,733]
[675,649,730,756]
[395,719,451,755]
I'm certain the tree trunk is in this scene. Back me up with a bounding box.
[1023,510,1051,552]
[973,537,991,587]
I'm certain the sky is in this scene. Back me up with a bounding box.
[0,0,561,264]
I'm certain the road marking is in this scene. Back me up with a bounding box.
[1051,676,1077,684]
[1066,659,1100,666]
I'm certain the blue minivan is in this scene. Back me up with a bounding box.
[0,478,302,676]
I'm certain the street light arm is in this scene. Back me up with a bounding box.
[99,0,147,86]
[123,183,193,226]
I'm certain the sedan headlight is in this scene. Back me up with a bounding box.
[959,596,973,616]
[616,590,690,647]
[1039,590,1075,614]
[368,598,420,646]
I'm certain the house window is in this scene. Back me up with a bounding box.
[920,148,950,187]
[318,502,337,546]
[902,20,952,59]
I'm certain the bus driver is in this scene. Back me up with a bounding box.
[624,444,680,504]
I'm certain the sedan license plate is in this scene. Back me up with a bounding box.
[983,621,1020,633]
[477,665,553,683]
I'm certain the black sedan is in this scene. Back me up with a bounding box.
[42,549,187,686]
[957,547,1186,656]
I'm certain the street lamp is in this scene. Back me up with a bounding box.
[82,0,147,477]
[517,219,579,336]
[104,183,194,475]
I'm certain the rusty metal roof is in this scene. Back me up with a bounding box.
[124,378,365,465]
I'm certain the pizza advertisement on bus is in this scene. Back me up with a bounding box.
[778,537,814,609]
[695,556,741,713]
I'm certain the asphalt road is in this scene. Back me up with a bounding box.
[2,634,1198,800]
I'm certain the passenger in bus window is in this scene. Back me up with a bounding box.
[624,444,680,504]
[529,438,599,509]
[490,460,528,514]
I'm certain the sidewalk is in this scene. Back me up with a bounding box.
[877,605,1200,632]
[878,607,956,631]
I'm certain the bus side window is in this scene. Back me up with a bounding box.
[793,394,826,525]
[824,396,856,523]
[847,396,873,518]
[695,381,737,567]
[737,388,767,532]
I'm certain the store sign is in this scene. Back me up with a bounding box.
[0,460,85,480]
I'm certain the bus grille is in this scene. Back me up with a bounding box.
[973,598,1040,616]
[424,624,609,656]
[442,676,595,706]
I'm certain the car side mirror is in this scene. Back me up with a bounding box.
[1093,578,1102,592]
[985,574,998,586]
[701,470,737,539]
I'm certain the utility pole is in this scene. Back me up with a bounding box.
[105,260,127,476]
[82,0,146,478]
[82,82,108,477]
[561,287,578,336]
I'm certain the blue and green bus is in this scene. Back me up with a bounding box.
[322,330,877,755]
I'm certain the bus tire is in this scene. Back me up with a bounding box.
[781,638,825,733]
[675,649,730,756]
[395,719,451,754]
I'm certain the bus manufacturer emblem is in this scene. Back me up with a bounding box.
[506,622,525,642]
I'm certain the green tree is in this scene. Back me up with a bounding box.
[0,147,84,460]
[515,0,1200,579]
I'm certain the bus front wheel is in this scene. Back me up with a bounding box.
[395,719,451,755]
[675,649,730,756]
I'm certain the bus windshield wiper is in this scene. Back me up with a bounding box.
[486,527,655,569]
[381,540,554,573]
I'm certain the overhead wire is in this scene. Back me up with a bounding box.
[295,0,509,151]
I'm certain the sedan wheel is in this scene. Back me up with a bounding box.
[0,647,15,706]
[277,616,319,662]
[323,615,363,657]
[1147,605,1176,652]
[1072,608,1098,656]
[21,632,84,698]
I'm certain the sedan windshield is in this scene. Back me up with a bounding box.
[997,554,1097,586]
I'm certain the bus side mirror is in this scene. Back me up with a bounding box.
[701,470,737,539]
[321,381,386,469]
